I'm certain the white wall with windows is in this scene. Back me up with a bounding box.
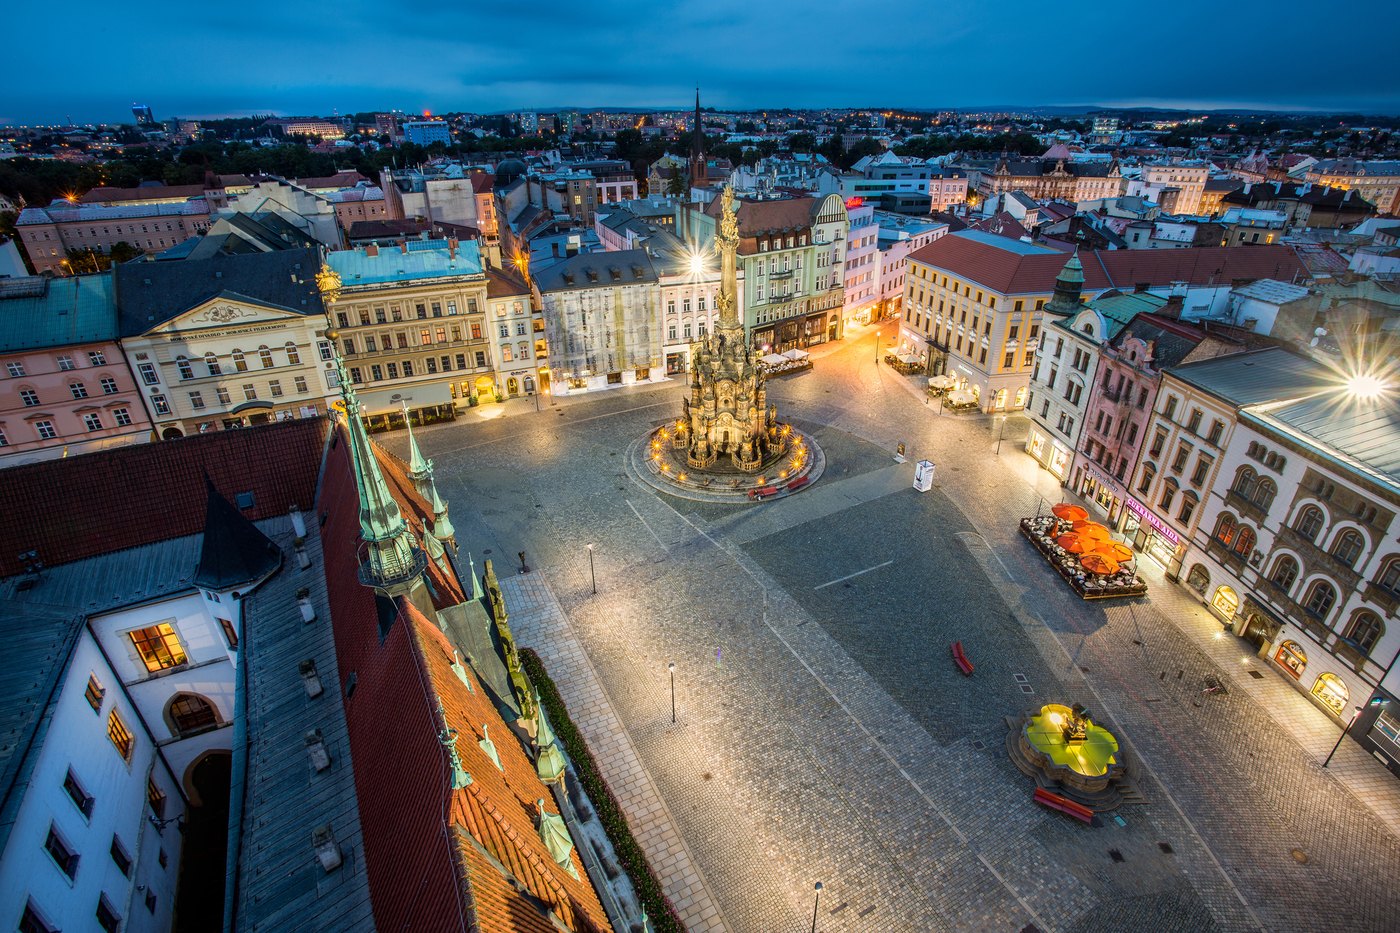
[90,593,237,789]
[0,635,181,933]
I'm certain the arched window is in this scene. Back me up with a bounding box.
[204,352,221,376]
[1310,673,1349,717]
[1233,526,1256,558]
[167,694,219,737]
[1303,580,1337,619]
[1213,513,1237,548]
[1186,564,1209,594]
[285,341,301,365]
[1252,478,1277,510]
[1330,529,1365,568]
[1212,585,1239,618]
[1232,466,1258,499]
[1346,611,1385,655]
[1269,555,1299,591]
[258,345,274,369]
[1294,505,1324,541]
[232,349,247,372]
[1377,556,1400,597]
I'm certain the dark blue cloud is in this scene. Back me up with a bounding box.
[3,0,1397,124]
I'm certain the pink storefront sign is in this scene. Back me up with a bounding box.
[1124,496,1181,545]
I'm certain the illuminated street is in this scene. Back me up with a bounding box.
[391,322,1400,933]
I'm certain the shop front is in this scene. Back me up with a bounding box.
[1123,495,1184,577]
[1076,465,1121,523]
[1026,426,1072,482]
[357,382,457,431]
[1357,695,1400,777]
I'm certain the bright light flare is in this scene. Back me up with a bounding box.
[1346,373,1389,400]
[688,253,705,276]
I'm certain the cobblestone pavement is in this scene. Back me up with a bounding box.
[390,322,1400,933]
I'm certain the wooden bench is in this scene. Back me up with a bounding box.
[951,641,974,676]
[786,476,810,492]
[1032,787,1094,824]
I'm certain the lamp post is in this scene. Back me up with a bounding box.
[810,881,823,933]
[1323,705,1364,768]
[667,662,676,723]
[585,543,596,594]
[874,333,880,365]
[995,415,1007,456]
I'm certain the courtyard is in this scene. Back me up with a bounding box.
[387,323,1400,933]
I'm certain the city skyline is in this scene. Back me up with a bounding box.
[6,0,1400,125]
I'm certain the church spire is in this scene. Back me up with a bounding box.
[402,402,433,499]
[317,264,427,598]
[690,87,705,187]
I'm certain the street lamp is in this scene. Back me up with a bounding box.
[810,881,823,933]
[1323,705,1364,768]
[585,543,596,594]
[667,661,676,723]
[874,333,881,365]
[995,415,1007,456]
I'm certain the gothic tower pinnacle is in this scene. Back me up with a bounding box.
[317,264,428,599]
[690,88,705,188]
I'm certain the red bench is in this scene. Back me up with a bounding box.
[786,475,810,492]
[1033,787,1094,824]
[951,641,974,676]
[747,486,780,501]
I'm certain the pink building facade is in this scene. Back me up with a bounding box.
[1069,310,1221,535]
[16,202,211,274]
[0,275,152,466]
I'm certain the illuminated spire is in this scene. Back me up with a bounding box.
[317,263,427,597]
[402,402,433,498]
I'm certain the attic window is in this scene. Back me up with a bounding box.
[235,491,255,510]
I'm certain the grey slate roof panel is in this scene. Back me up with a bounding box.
[1250,395,1400,483]
[1166,347,1334,406]
[115,248,323,337]
[231,517,375,932]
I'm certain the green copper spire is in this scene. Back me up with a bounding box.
[536,799,578,878]
[467,552,485,601]
[436,703,472,790]
[534,693,566,784]
[318,264,427,595]
[1044,249,1085,317]
[402,402,433,491]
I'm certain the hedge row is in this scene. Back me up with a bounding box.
[521,648,686,933]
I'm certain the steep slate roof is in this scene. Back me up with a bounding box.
[115,247,323,336]
[533,249,656,293]
[486,264,531,298]
[0,273,116,351]
[0,417,328,577]
[194,481,282,590]
[1109,311,1208,367]
[909,231,1307,296]
[1166,347,1333,406]
[1246,394,1400,486]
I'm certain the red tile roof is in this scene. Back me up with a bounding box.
[296,171,371,190]
[318,429,611,932]
[908,232,1308,296]
[471,173,497,195]
[0,418,328,577]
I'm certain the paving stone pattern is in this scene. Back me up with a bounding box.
[390,325,1400,932]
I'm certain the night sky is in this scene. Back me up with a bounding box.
[6,0,1399,124]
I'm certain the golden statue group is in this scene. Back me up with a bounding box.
[678,187,791,472]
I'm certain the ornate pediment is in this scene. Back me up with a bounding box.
[156,296,300,334]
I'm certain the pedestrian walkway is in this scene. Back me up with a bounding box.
[499,571,729,933]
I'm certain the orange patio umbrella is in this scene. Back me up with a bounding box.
[1072,520,1111,540]
[1056,534,1089,554]
[1092,541,1134,562]
[1081,553,1121,575]
[1052,503,1088,522]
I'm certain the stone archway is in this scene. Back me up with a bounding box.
[162,427,184,440]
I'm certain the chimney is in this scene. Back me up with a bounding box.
[1160,294,1184,320]
[448,236,458,259]
[365,242,379,258]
